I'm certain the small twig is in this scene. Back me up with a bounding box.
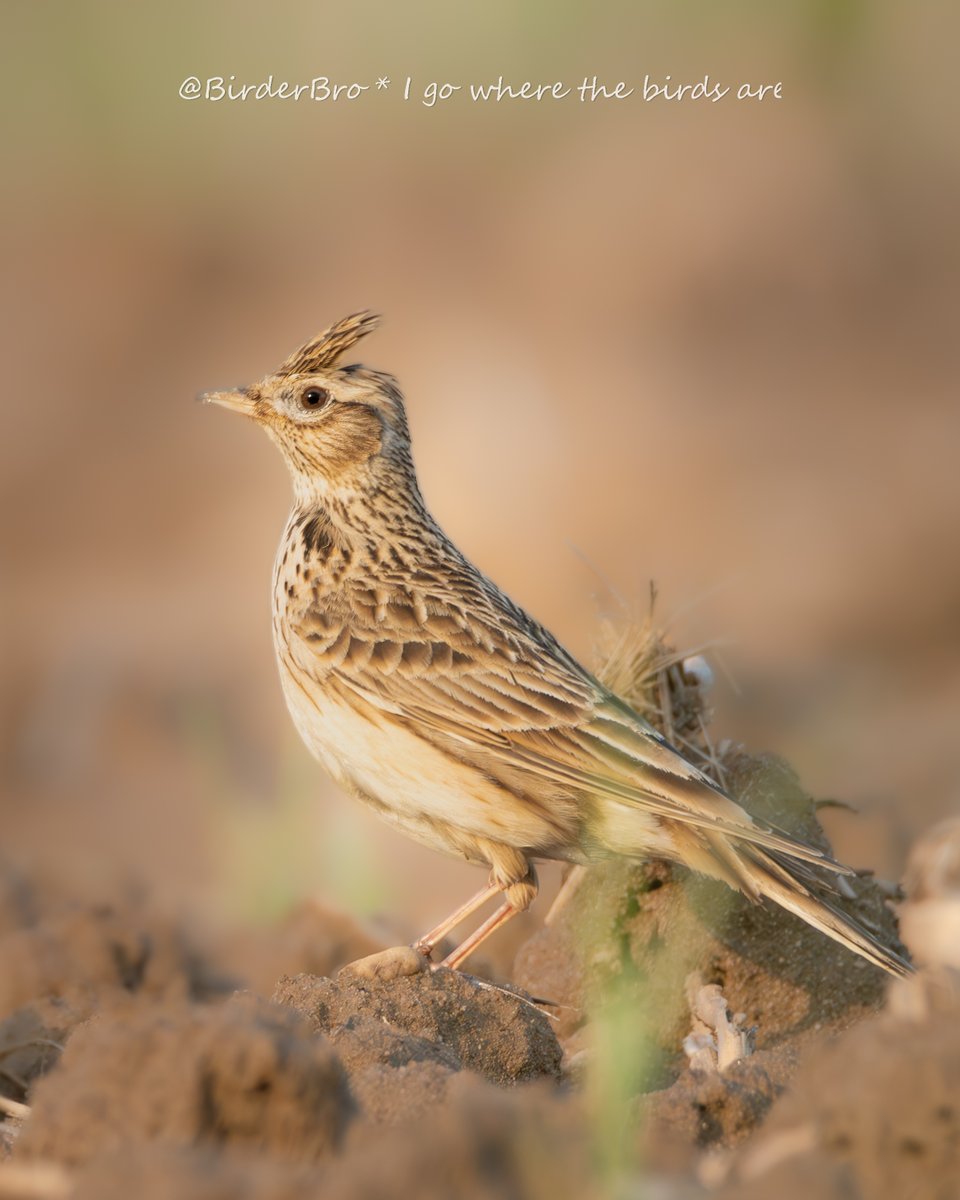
[631,638,732,689]
[463,974,561,1021]
[814,797,859,813]
[657,669,675,744]
[672,730,720,771]
[661,574,743,630]
[0,1040,64,1062]
[697,713,728,790]
[564,543,630,613]
[0,1067,27,1094]
[835,875,859,900]
[0,1096,30,1120]
[710,647,742,697]
[545,865,586,926]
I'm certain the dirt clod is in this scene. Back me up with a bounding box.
[717,971,960,1199]
[327,1073,594,1200]
[16,995,353,1167]
[0,753,943,1198]
[70,1146,323,1200]
[0,999,76,1104]
[637,1043,798,1170]
[0,904,232,1025]
[274,968,563,1087]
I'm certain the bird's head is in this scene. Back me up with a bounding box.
[203,312,415,506]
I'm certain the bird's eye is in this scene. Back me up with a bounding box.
[299,387,330,411]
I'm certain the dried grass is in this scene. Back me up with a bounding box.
[591,584,729,786]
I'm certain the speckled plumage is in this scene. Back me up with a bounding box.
[205,312,909,977]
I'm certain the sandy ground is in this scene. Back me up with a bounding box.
[1,746,957,1200]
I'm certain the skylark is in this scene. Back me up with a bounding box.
[205,312,909,979]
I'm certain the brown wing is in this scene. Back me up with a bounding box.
[286,577,839,869]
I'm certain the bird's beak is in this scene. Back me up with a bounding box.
[200,386,258,417]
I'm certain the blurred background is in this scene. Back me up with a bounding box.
[1,1,957,953]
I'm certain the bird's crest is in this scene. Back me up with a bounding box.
[276,311,382,377]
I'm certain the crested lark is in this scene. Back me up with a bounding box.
[205,312,909,979]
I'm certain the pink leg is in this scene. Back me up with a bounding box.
[440,901,519,971]
[413,881,501,956]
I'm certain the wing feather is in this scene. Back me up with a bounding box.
[286,576,848,872]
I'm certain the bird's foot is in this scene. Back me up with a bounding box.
[337,944,430,983]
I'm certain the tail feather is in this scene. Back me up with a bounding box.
[662,820,912,977]
[732,843,912,978]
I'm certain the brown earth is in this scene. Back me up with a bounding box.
[1,754,954,1200]
[713,971,960,1200]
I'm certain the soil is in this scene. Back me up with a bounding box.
[0,754,956,1200]
[17,995,352,1167]
[714,971,960,1200]
[274,968,563,1088]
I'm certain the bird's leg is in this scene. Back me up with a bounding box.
[341,860,535,981]
[438,858,537,970]
[413,881,502,957]
[440,902,519,970]
[340,880,505,981]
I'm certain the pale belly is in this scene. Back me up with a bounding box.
[275,653,570,863]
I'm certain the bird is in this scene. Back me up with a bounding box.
[204,311,910,980]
